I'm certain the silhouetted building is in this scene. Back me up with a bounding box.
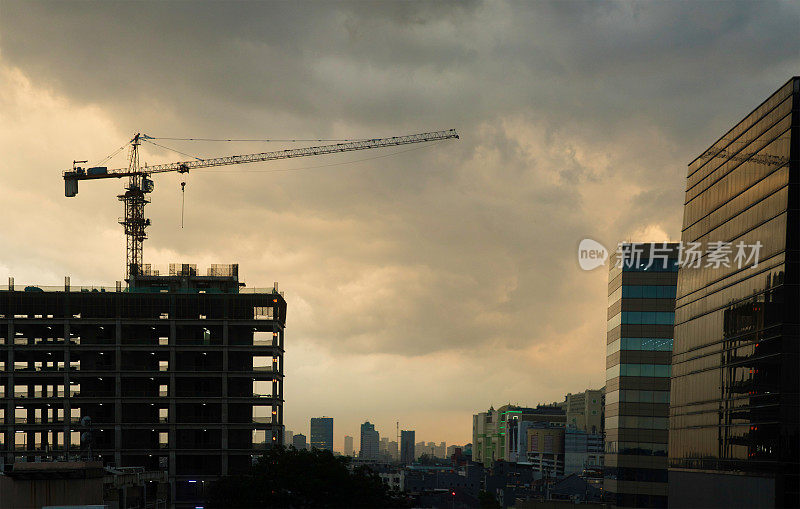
[292,433,307,451]
[0,265,286,509]
[310,417,333,452]
[605,243,678,508]
[359,421,379,460]
[344,435,354,456]
[669,77,800,509]
[401,430,415,464]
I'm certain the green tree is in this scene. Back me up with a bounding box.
[207,446,407,508]
[416,453,437,466]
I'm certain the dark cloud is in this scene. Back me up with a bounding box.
[0,0,798,443]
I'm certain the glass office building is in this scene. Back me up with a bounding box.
[310,416,334,452]
[669,77,799,508]
[606,243,679,508]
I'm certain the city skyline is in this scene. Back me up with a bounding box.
[1,1,799,448]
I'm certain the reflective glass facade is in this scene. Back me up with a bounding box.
[606,243,679,508]
[669,77,799,508]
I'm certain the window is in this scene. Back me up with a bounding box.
[621,285,677,299]
[606,364,671,380]
[621,311,675,325]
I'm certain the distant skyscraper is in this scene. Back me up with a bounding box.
[292,433,307,451]
[605,242,678,508]
[401,430,416,464]
[359,421,380,460]
[310,417,334,452]
[285,429,294,446]
[344,435,354,456]
[669,77,800,509]
[446,444,458,459]
[388,440,398,461]
[415,441,425,459]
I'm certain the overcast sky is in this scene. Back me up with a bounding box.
[1,1,798,449]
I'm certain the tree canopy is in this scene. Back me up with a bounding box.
[207,446,407,508]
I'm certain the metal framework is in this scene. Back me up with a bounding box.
[63,129,459,280]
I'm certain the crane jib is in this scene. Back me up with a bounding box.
[63,129,458,187]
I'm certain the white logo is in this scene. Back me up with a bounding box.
[578,238,608,271]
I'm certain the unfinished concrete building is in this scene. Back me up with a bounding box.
[0,264,286,508]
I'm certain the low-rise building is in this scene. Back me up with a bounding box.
[564,427,603,475]
[473,404,566,466]
[563,388,604,434]
[291,433,307,450]
[524,424,565,479]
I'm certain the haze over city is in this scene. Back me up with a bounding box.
[1,0,799,454]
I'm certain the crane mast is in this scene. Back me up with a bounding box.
[118,133,153,280]
[63,129,459,282]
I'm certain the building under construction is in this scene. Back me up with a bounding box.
[0,263,286,508]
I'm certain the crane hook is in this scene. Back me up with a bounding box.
[180,181,186,228]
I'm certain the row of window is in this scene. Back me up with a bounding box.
[608,285,677,305]
[606,363,671,380]
[606,389,671,404]
[606,337,673,355]
[605,416,669,430]
[605,441,668,456]
[607,312,675,330]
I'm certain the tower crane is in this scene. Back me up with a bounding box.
[63,129,459,283]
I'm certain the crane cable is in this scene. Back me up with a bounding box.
[145,136,369,142]
[90,140,130,168]
[141,138,205,162]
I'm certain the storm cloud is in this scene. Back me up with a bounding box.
[1,0,798,446]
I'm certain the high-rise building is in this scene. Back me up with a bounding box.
[563,388,604,434]
[359,421,379,460]
[292,433,307,451]
[400,430,415,464]
[285,429,294,446]
[436,441,447,459]
[388,440,398,461]
[669,77,800,509]
[310,417,333,452]
[415,441,426,459]
[0,266,286,509]
[344,435,354,456]
[605,243,679,508]
[446,444,458,459]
